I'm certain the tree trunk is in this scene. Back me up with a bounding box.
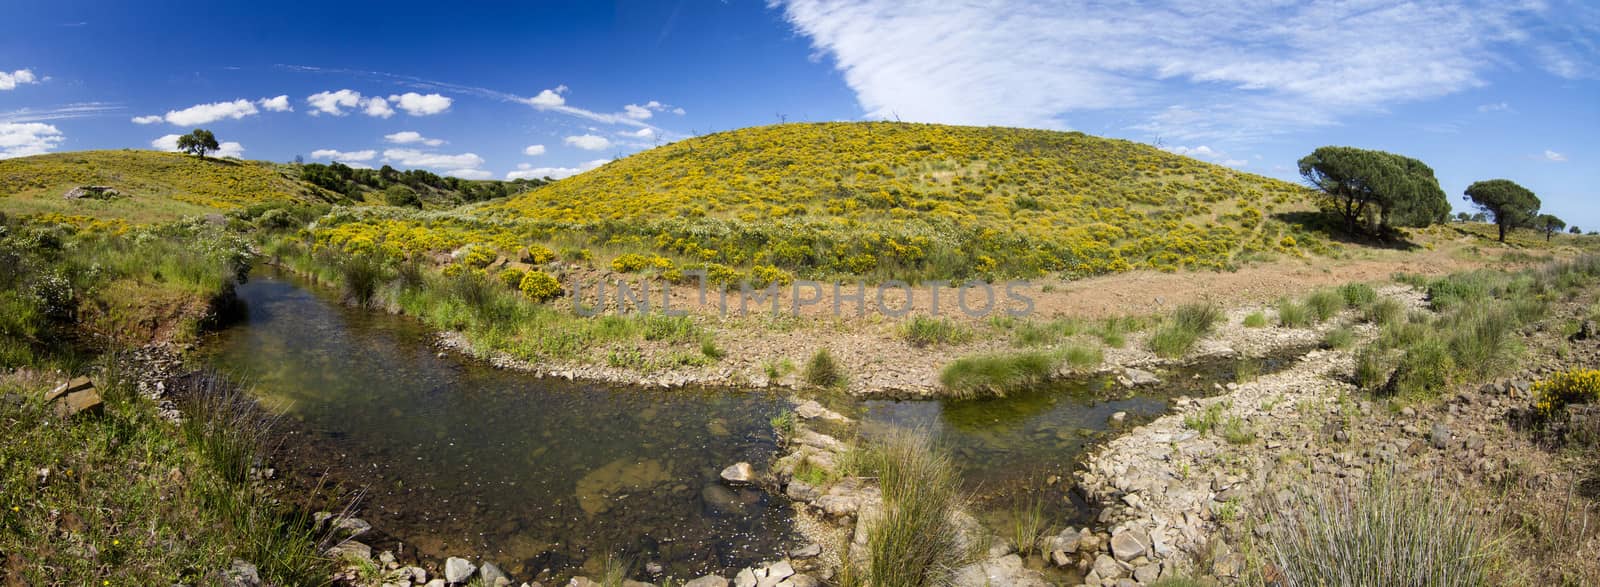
[1498,222,1506,243]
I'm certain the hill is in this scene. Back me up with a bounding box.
[0,150,543,226]
[466,122,1330,279]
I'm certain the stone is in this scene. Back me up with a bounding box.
[1134,563,1160,583]
[758,561,795,587]
[1430,423,1452,450]
[45,376,102,418]
[1110,529,1148,561]
[721,462,756,486]
[326,540,372,561]
[790,543,822,559]
[44,376,92,402]
[794,399,848,422]
[682,576,729,587]
[569,579,602,587]
[63,186,121,200]
[332,517,373,538]
[1122,368,1161,386]
[733,567,757,587]
[645,562,664,576]
[444,557,476,584]
[1110,411,1127,424]
[480,561,509,585]
[784,480,820,502]
[702,484,752,515]
[952,554,1051,587]
[425,581,447,587]
[1091,554,1127,579]
[777,574,818,587]
[222,559,261,587]
[1214,552,1245,578]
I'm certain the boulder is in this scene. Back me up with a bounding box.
[952,554,1051,587]
[1121,368,1161,387]
[1110,529,1148,561]
[332,517,372,539]
[793,399,849,422]
[733,567,757,587]
[444,557,476,584]
[221,559,261,587]
[45,376,101,418]
[682,576,729,587]
[789,543,822,559]
[63,186,121,200]
[1429,423,1451,450]
[325,540,372,561]
[720,462,756,486]
[480,561,510,586]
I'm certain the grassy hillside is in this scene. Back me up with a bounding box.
[0,150,312,225]
[314,122,1330,284]
[0,150,541,227]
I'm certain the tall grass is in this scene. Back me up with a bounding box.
[1276,298,1312,328]
[1306,289,1347,322]
[938,351,1057,398]
[901,315,971,347]
[1264,475,1501,587]
[1148,302,1221,358]
[854,430,970,586]
[804,347,847,389]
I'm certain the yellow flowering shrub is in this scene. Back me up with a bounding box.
[497,267,526,290]
[611,253,650,273]
[1532,368,1600,420]
[518,270,562,302]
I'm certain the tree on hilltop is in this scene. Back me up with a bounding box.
[1463,179,1540,243]
[1536,214,1566,242]
[1298,146,1449,235]
[176,129,220,158]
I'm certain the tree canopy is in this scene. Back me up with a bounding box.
[1463,179,1540,242]
[1536,214,1566,242]
[1298,146,1449,235]
[175,129,220,158]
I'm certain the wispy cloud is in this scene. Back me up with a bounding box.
[385,131,444,146]
[1,102,123,123]
[506,159,609,180]
[1544,149,1569,162]
[773,0,1595,143]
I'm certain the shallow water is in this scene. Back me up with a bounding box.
[202,273,796,580]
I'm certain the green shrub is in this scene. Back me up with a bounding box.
[1221,415,1255,444]
[1354,346,1392,391]
[1242,311,1268,328]
[1148,303,1220,358]
[1532,368,1600,420]
[1338,282,1378,307]
[1276,298,1312,327]
[1265,475,1500,587]
[700,337,724,360]
[1363,297,1405,326]
[938,351,1057,398]
[1392,334,1454,398]
[337,254,387,307]
[856,430,969,587]
[497,267,525,290]
[901,315,971,347]
[1443,304,1519,378]
[640,313,699,342]
[1009,498,1047,556]
[1323,326,1355,350]
[610,253,650,273]
[1306,289,1346,322]
[1062,345,1102,370]
[804,347,847,389]
[517,270,562,302]
[1184,402,1225,434]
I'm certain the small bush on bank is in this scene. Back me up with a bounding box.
[1532,368,1600,421]
[1306,289,1346,322]
[517,270,562,302]
[1277,299,1312,328]
[804,347,847,389]
[1323,326,1355,350]
[1243,311,1268,328]
[900,315,971,347]
[855,429,969,586]
[938,351,1057,398]
[1363,297,1405,326]
[1354,346,1392,391]
[1338,282,1378,307]
[1063,345,1103,370]
[1264,475,1500,587]
[1148,303,1221,358]
[337,254,388,307]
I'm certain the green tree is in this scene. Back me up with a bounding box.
[175,129,220,158]
[1298,146,1449,234]
[1571,225,1583,235]
[1463,179,1540,242]
[1536,214,1566,242]
[384,184,421,208]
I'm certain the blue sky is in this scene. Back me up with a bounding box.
[2,1,1596,227]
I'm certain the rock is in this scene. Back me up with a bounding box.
[45,377,102,418]
[326,540,372,561]
[733,567,757,587]
[952,554,1052,586]
[777,574,818,587]
[1110,529,1148,561]
[1430,423,1451,450]
[622,581,653,587]
[1134,563,1161,583]
[794,399,849,422]
[425,581,447,587]
[222,559,261,587]
[480,561,509,585]
[569,578,602,587]
[721,462,756,486]
[682,576,729,587]
[332,517,373,538]
[702,484,752,515]
[1091,554,1127,580]
[445,557,476,584]
[790,543,822,559]
[1573,320,1596,341]
[1110,411,1127,424]
[1213,552,1245,578]
[784,480,820,502]
[63,186,121,200]
[758,561,795,587]
[1122,368,1161,387]
[645,561,664,576]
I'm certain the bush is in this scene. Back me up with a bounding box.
[1363,297,1405,326]
[497,267,526,290]
[1354,346,1392,391]
[1277,299,1312,327]
[611,253,650,273]
[1306,289,1346,322]
[1243,311,1268,328]
[1265,475,1500,587]
[1148,303,1220,358]
[517,270,562,302]
[901,315,971,347]
[939,351,1056,398]
[1338,282,1378,307]
[1391,334,1454,398]
[338,254,387,307]
[855,430,968,586]
[1323,326,1355,350]
[384,184,420,208]
[1063,345,1102,370]
[1532,368,1600,421]
[804,347,847,389]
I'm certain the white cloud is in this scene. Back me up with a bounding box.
[310,149,377,162]
[1163,144,1246,167]
[445,168,492,180]
[163,99,259,126]
[382,148,485,170]
[1477,101,1513,113]
[0,69,39,91]
[1544,149,1568,162]
[362,96,394,118]
[564,134,611,151]
[672,107,686,115]
[505,159,608,180]
[773,0,1580,140]
[523,144,546,156]
[387,92,452,116]
[0,122,64,158]
[623,104,653,120]
[306,89,364,116]
[259,95,293,112]
[152,133,244,158]
[2,103,122,124]
[131,115,164,125]
[527,85,568,107]
[384,131,444,146]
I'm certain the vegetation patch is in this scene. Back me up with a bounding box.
[938,351,1058,399]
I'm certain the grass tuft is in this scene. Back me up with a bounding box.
[938,351,1058,399]
[804,347,847,389]
[1148,302,1221,358]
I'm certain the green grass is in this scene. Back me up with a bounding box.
[803,347,847,389]
[938,351,1058,398]
[1338,282,1378,307]
[0,150,311,223]
[1243,311,1268,328]
[1277,298,1312,327]
[1148,302,1222,358]
[1306,289,1347,322]
[1062,345,1103,370]
[900,315,972,347]
[1363,297,1406,326]
[1323,326,1356,350]
[851,429,970,586]
[1009,498,1047,557]
[1263,475,1502,586]
[1184,402,1227,434]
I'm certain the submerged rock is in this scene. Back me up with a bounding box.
[720,462,756,486]
[444,557,476,584]
[682,576,729,587]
